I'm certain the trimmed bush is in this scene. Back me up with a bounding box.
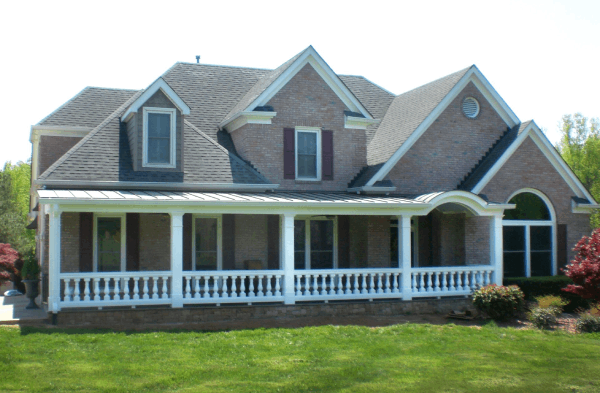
[576,313,600,333]
[528,307,557,329]
[536,295,568,316]
[504,276,588,312]
[473,284,525,321]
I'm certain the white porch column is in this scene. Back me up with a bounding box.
[281,213,295,305]
[490,214,503,285]
[48,205,62,313]
[398,215,412,301]
[170,212,184,308]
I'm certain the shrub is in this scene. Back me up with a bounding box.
[528,307,557,329]
[504,276,588,312]
[472,284,525,321]
[576,312,600,333]
[562,228,600,303]
[536,295,569,315]
[20,254,40,280]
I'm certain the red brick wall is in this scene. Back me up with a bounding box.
[39,135,82,176]
[465,216,490,265]
[367,216,391,267]
[234,214,268,269]
[481,136,593,261]
[386,82,508,194]
[230,64,367,190]
[139,214,171,271]
[60,212,80,273]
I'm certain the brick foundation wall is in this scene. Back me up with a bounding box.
[230,63,367,190]
[465,216,490,265]
[234,214,269,269]
[60,213,79,273]
[139,214,171,271]
[481,136,593,261]
[53,297,473,328]
[385,82,508,194]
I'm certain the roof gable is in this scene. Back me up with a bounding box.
[471,121,597,204]
[121,78,190,122]
[363,65,521,187]
[220,46,374,130]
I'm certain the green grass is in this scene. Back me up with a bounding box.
[1,323,599,392]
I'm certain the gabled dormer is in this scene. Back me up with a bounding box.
[121,78,190,172]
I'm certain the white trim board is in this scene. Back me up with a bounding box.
[471,121,597,204]
[365,66,520,187]
[121,78,190,122]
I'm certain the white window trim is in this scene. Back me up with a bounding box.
[295,126,321,181]
[93,213,126,272]
[503,189,557,276]
[142,107,177,169]
[296,216,337,269]
[191,214,222,271]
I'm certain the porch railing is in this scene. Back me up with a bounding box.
[57,265,496,309]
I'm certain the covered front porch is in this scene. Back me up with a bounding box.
[38,190,509,313]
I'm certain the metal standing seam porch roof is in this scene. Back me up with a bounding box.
[37,190,426,207]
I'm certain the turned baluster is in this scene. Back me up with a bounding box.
[83,278,91,302]
[232,275,239,298]
[222,275,230,298]
[441,272,447,292]
[94,278,101,301]
[248,275,255,297]
[274,275,281,297]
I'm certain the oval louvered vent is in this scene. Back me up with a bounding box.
[462,97,480,118]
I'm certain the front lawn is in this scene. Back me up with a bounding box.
[0,323,599,392]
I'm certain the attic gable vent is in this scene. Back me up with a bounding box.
[462,97,480,119]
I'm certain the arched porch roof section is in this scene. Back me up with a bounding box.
[415,190,514,217]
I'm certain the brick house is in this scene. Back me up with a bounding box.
[29,46,598,320]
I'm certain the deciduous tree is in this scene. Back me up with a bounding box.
[562,228,600,304]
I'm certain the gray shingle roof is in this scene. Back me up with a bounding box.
[38,87,139,128]
[367,66,472,166]
[39,93,271,186]
[459,121,531,191]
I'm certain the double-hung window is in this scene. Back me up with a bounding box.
[94,214,126,272]
[295,127,321,180]
[143,107,177,168]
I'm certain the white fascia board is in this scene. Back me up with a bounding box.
[572,199,600,214]
[344,116,380,130]
[121,78,190,122]
[365,67,520,187]
[35,180,280,192]
[247,47,373,120]
[472,122,597,203]
[220,111,277,133]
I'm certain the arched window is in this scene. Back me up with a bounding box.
[503,191,555,277]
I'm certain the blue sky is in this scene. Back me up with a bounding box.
[1,0,598,166]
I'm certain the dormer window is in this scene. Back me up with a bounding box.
[143,107,176,168]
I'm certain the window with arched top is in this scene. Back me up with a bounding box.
[503,191,555,278]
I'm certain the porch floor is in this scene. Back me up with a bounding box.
[0,294,47,325]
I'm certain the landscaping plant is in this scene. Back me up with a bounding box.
[0,243,18,284]
[576,312,600,333]
[528,307,557,330]
[562,228,600,303]
[472,284,525,321]
[536,295,568,317]
[20,253,40,280]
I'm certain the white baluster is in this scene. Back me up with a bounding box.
[295,275,301,297]
[83,278,90,302]
[485,271,491,286]
[248,275,255,298]
[72,278,80,302]
[202,276,209,298]
[113,277,120,301]
[361,274,368,295]
[232,275,239,298]
[353,274,360,295]
[214,276,221,298]
[456,271,463,291]
[222,275,230,298]
[432,273,438,292]
[184,277,191,299]
[275,275,281,297]
[142,277,149,300]
[257,275,264,297]
[335,273,342,295]
[239,275,247,298]
[448,272,455,292]
[319,274,325,296]
[441,272,447,292]
[192,276,199,299]
[62,279,70,302]
[104,278,111,300]
[419,273,425,293]
[426,272,433,292]
[162,276,169,299]
[132,277,140,300]
[369,274,375,294]
[411,273,417,294]
[384,273,390,294]
[310,274,317,296]
[94,278,100,301]
[329,274,336,295]
[393,273,399,293]
[151,276,158,300]
[465,271,472,290]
